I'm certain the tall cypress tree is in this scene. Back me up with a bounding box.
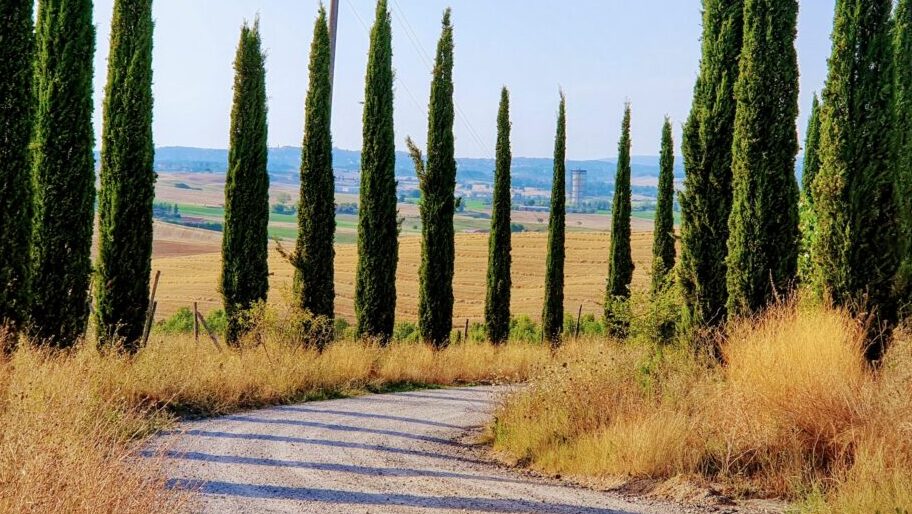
[221,19,269,345]
[0,0,34,332]
[95,0,156,351]
[894,0,912,310]
[542,93,566,345]
[293,6,335,321]
[812,0,898,360]
[679,0,744,328]
[798,93,822,286]
[605,103,634,332]
[802,93,822,200]
[725,0,800,317]
[31,0,96,347]
[413,9,456,349]
[355,0,398,342]
[485,87,512,344]
[651,117,676,294]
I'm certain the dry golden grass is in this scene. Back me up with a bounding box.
[0,328,554,513]
[150,231,655,320]
[490,305,912,512]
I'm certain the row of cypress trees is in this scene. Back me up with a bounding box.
[0,0,154,350]
[676,0,912,362]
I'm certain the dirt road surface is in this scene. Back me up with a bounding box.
[155,386,690,514]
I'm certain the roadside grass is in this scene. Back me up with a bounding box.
[489,304,912,512]
[0,326,555,513]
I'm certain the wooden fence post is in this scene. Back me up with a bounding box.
[575,304,583,338]
[464,319,470,342]
[197,311,222,352]
[141,301,157,347]
[193,302,199,343]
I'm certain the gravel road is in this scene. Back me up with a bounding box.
[154,386,690,514]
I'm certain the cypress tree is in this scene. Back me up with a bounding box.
[679,0,744,328]
[802,93,822,200]
[798,93,822,286]
[812,0,898,360]
[485,87,512,344]
[95,0,156,351]
[30,0,96,347]
[894,0,912,310]
[292,6,335,321]
[605,103,634,333]
[651,117,676,294]
[0,0,34,332]
[542,93,566,345]
[413,9,456,349]
[221,19,270,345]
[725,0,800,317]
[355,0,398,342]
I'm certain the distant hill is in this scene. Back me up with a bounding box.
[149,146,686,189]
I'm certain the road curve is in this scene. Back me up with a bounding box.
[154,386,687,514]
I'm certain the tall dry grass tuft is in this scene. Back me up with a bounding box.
[492,304,912,511]
[0,337,186,513]
[0,323,553,512]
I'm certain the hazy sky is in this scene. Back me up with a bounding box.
[90,0,836,159]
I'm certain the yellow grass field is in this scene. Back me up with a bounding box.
[150,231,656,322]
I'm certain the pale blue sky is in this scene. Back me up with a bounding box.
[90,0,835,159]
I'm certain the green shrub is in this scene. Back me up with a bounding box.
[509,316,542,343]
[393,322,419,343]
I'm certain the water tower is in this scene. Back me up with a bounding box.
[570,169,587,207]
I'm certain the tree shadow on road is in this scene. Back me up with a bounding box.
[166,479,636,514]
[158,450,533,485]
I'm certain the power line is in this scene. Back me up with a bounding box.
[344,0,428,124]
[390,0,490,156]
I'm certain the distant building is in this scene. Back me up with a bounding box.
[570,169,587,207]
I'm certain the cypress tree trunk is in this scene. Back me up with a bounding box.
[293,6,335,322]
[221,19,270,346]
[894,0,912,311]
[485,88,512,344]
[802,94,822,200]
[679,0,744,329]
[605,103,634,336]
[31,0,96,347]
[725,0,800,317]
[0,0,34,332]
[355,0,398,342]
[95,0,156,351]
[415,9,456,349]
[542,93,566,346]
[812,0,898,361]
[651,117,676,295]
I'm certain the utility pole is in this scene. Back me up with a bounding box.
[328,0,340,97]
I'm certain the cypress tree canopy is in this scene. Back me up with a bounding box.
[355,0,399,342]
[651,117,676,295]
[31,0,97,347]
[894,0,912,309]
[0,0,34,331]
[221,18,270,345]
[812,0,898,360]
[606,103,635,306]
[679,0,744,328]
[802,93,822,201]
[725,0,800,317]
[293,6,336,322]
[95,0,156,351]
[485,87,513,344]
[415,9,456,349]
[542,93,567,345]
